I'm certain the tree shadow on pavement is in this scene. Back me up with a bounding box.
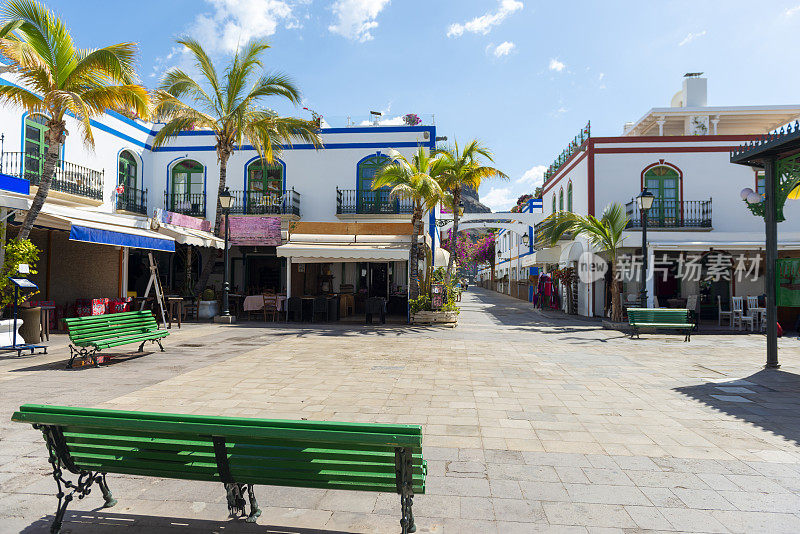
[674,369,800,446]
[19,511,356,534]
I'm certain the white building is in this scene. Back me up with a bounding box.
[0,67,435,318]
[526,74,800,323]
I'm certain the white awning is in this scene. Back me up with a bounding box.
[559,241,584,267]
[0,193,175,252]
[520,246,560,267]
[157,223,224,249]
[277,234,410,262]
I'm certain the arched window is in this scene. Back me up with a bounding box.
[118,150,137,190]
[170,159,205,215]
[357,154,390,191]
[247,158,284,195]
[552,195,556,214]
[567,182,573,212]
[643,165,680,224]
[24,113,50,179]
[559,188,564,212]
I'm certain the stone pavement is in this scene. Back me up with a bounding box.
[1,288,800,533]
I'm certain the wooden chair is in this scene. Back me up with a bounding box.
[313,297,329,322]
[262,294,278,322]
[717,296,732,326]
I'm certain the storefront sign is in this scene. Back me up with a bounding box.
[777,258,800,307]
[226,216,281,246]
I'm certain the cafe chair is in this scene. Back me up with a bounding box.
[313,297,328,322]
[717,296,732,327]
[262,294,279,322]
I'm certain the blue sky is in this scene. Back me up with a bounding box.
[43,0,800,211]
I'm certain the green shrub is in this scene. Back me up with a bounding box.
[409,295,431,314]
[201,288,216,301]
[0,238,40,310]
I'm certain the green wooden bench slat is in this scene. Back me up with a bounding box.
[20,405,422,436]
[13,412,422,448]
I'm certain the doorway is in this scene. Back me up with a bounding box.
[245,254,283,293]
[369,263,388,298]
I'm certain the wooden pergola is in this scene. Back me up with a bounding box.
[731,123,800,368]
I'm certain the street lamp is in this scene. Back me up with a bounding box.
[218,187,233,318]
[521,232,529,247]
[636,188,655,308]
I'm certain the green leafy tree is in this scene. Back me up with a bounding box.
[0,238,39,309]
[537,203,629,322]
[0,0,149,240]
[152,38,322,294]
[372,147,445,299]
[435,140,508,282]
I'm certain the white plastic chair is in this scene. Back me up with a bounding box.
[718,296,732,326]
[747,296,761,330]
[731,296,744,329]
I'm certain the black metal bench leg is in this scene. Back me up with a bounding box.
[395,447,416,534]
[138,341,146,353]
[97,473,117,508]
[401,493,416,533]
[51,491,72,534]
[245,484,261,523]
[156,339,165,352]
[224,483,247,517]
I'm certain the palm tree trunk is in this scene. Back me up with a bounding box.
[446,187,460,284]
[194,150,230,294]
[610,260,622,322]
[408,205,421,300]
[18,122,64,241]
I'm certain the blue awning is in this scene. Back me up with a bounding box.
[70,225,175,252]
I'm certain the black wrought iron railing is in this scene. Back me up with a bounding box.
[336,188,413,215]
[625,199,712,229]
[164,192,206,218]
[116,186,148,214]
[229,189,300,216]
[0,151,104,200]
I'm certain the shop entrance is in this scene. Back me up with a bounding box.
[245,254,284,294]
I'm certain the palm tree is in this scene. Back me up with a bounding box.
[537,203,629,322]
[0,0,148,240]
[372,147,445,300]
[435,140,508,282]
[152,38,322,293]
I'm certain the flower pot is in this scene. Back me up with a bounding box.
[19,307,41,344]
[198,300,218,320]
[411,310,458,327]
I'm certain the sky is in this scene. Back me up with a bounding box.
[40,0,800,211]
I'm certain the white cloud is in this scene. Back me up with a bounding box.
[329,0,391,42]
[187,0,300,54]
[490,41,516,57]
[516,165,546,187]
[447,0,523,38]
[678,30,706,46]
[785,5,800,16]
[481,187,518,212]
[549,58,565,72]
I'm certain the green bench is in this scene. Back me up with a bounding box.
[12,404,426,534]
[63,311,169,368]
[627,308,693,342]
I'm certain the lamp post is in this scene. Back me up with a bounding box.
[521,232,529,247]
[218,187,233,319]
[637,188,655,308]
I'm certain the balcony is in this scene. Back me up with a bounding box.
[625,199,712,229]
[164,192,206,218]
[229,189,300,217]
[336,188,413,215]
[1,151,104,200]
[116,186,148,215]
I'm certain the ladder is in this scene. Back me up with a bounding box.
[140,252,167,327]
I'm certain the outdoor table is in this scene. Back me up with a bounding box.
[166,297,183,329]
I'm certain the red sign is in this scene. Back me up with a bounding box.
[225,216,281,246]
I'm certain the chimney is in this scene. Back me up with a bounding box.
[682,73,707,107]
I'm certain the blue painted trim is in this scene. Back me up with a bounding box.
[69,225,174,252]
[159,125,435,137]
[151,142,428,152]
[0,173,30,194]
[429,210,436,258]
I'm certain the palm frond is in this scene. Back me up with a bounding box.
[176,37,223,107]
[0,83,42,111]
